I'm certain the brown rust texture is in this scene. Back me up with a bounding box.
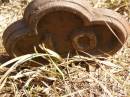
[2,0,130,57]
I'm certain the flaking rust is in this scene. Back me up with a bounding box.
[2,0,130,57]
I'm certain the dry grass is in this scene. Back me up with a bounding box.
[0,0,130,97]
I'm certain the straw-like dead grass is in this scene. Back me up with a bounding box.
[0,0,130,97]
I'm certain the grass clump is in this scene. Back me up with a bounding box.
[0,47,129,97]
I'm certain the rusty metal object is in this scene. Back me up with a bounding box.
[2,20,42,57]
[72,30,97,51]
[2,0,130,57]
[92,8,129,54]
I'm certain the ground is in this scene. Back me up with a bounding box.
[0,0,130,97]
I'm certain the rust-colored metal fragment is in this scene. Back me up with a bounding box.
[2,20,42,57]
[2,0,130,57]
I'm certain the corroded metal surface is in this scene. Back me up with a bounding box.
[2,20,42,57]
[2,0,130,57]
